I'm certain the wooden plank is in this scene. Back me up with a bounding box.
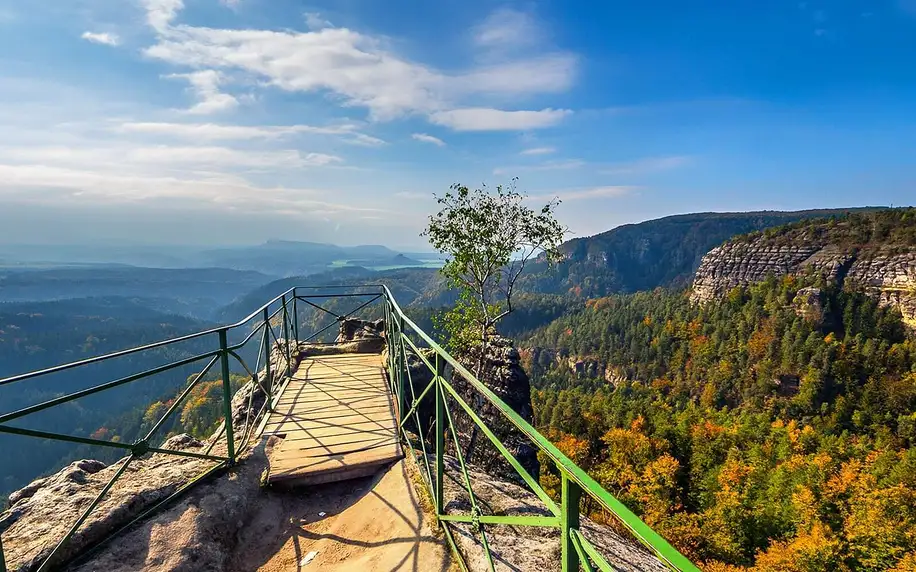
[263,352,402,486]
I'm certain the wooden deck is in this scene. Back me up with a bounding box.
[263,352,402,486]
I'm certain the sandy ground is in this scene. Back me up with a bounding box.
[230,459,451,572]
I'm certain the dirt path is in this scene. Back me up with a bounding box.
[231,459,451,572]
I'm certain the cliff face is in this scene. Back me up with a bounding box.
[691,239,916,328]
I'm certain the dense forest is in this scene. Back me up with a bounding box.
[0,298,214,496]
[526,277,916,571]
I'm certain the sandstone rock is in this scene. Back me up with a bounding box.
[335,318,385,352]
[450,336,540,485]
[440,456,668,572]
[68,439,271,572]
[1,433,217,572]
[691,238,916,328]
[793,286,824,323]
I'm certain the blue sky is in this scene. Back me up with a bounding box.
[0,0,914,249]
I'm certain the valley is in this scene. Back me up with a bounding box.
[2,209,916,571]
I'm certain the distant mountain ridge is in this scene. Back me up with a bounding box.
[521,207,886,298]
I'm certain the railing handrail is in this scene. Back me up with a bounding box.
[382,284,698,572]
[0,285,385,388]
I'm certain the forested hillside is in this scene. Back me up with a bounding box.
[0,298,212,496]
[520,208,882,297]
[0,266,274,319]
[525,277,916,570]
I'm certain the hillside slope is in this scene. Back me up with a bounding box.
[521,208,883,297]
[691,208,916,326]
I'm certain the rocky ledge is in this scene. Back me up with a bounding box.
[691,241,916,327]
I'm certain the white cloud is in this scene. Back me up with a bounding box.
[141,5,577,122]
[600,156,691,175]
[430,108,571,131]
[532,186,634,202]
[520,147,555,156]
[346,133,387,147]
[2,144,341,169]
[220,0,241,8]
[81,32,120,46]
[394,191,429,199]
[472,8,539,50]
[457,55,576,97]
[0,162,381,219]
[304,12,332,30]
[143,0,184,32]
[411,133,445,146]
[167,70,238,115]
[494,158,584,176]
[117,121,385,145]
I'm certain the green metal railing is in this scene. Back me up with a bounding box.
[0,286,381,572]
[380,285,698,572]
[0,285,697,572]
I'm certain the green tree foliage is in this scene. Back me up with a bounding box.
[423,180,564,356]
[527,277,916,571]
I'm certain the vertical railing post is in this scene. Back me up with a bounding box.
[219,328,236,465]
[396,315,407,423]
[292,288,299,345]
[435,353,445,515]
[262,307,272,411]
[561,472,583,572]
[281,294,292,377]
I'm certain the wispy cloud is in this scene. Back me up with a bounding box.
[520,146,555,156]
[395,191,430,199]
[430,108,571,131]
[494,158,583,176]
[472,8,540,51]
[143,0,184,32]
[141,2,577,127]
[117,121,385,145]
[411,133,445,146]
[2,144,342,169]
[81,32,120,46]
[599,156,691,175]
[166,70,238,115]
[304,12,332,30]
[532,186,635,202]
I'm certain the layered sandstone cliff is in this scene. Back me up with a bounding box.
[691,222,916,328]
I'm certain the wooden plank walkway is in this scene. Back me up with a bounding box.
[263,352,402,486]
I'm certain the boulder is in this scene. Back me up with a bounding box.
[335,318,385,352]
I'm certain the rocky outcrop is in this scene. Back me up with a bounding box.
[451,336,540,484]
[1,433,234,572]
[528,347,630,386]
[441,456,668,572]
[0,340,296,572]
[335,317,385,352]
[67,438,271,572]
[691,240,916,328]
[793,286,825,323]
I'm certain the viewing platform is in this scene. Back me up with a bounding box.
[262,352,402,485]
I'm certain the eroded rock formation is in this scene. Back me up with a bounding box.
[450,335,540,484]
[691,241,916,328]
